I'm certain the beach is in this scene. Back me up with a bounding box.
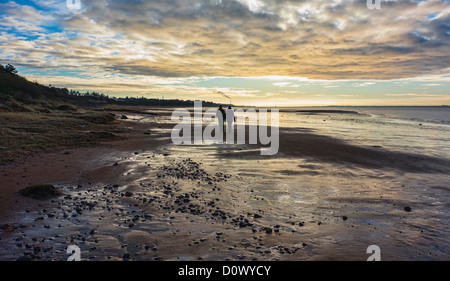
[0,106,449,261]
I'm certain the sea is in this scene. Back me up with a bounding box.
[276,106,450,159]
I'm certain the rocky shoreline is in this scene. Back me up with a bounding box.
[1,152,312,261]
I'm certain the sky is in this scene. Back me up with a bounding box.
[1,0,449,106]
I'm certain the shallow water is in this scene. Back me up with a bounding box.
[164,141,450,260]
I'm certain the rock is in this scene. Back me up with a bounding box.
[18,184,61,200]
[241,239,251,246]
[253,214,262,219]
[5,226,15,232]
[239,221,248,228]
[17,255,33,261]
[265,227,272,234]
[124,191,133,197]
[343,216,348,221]
[120,115,128,120]
[404,206,412,212]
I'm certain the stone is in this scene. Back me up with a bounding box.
[18,184,61,200]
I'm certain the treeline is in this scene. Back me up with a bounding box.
[0,64,19,75]
[0,63,219,108]
[68,90,218,107]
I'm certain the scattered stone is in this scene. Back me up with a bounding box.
[239,221,248,228]
[343,216,348,221]
[18,184,61,200]
[404,206,412,212]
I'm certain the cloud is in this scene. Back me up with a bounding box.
[1,0,450,82]
[352,82,375,87]
[423,83,443,86]
[272,82,292,87]
[385,93,445,97]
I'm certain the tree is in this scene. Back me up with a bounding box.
[3,64,18,75]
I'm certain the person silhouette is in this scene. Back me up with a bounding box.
[226,106,236,143]
[226,106,235,127]
[217,105,226,130]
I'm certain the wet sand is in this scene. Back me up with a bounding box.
[0,109,449,261]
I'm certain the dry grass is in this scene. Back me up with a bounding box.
[0,108,120,164]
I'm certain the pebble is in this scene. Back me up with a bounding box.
[5,157,328,261]
[239,221,248,228]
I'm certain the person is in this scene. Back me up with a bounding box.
[226,106,235,129]
[217,105,226,130]
[226,106,236,141]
